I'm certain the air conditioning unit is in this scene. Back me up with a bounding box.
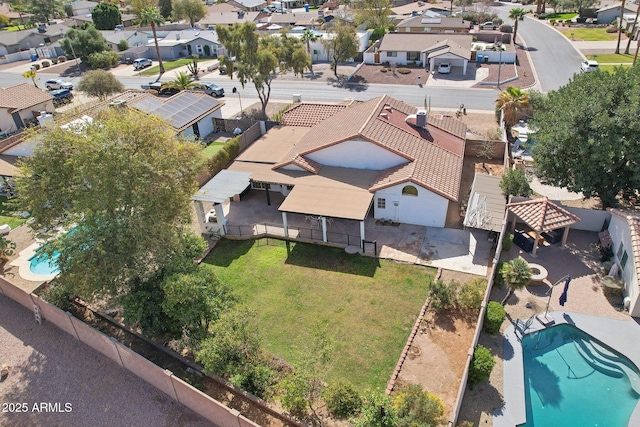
[109,100,127,107]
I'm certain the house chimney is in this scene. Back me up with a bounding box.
[416,110,427,127]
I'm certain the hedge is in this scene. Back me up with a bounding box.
[484,301,505,334]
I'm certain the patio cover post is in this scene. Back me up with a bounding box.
[360,220,365,247]
[282,212,289,237]
[321,216,327,243]
[463,59,467,75]
[214,203,226,236]
[194,201,207,233]
[561,226,570,248]
[531,231,540,257]
[510,215,517,232]
[265,183,271,206]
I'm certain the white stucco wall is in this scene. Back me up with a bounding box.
[374,182,449,228]
[382,51,408,65]
[306,138,407,170]
[607,214,639,315]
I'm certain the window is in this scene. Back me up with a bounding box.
[286,185,294,190]
[617,242,629,270]
[377,198,386,209]
[407,52,419,61]
[252,182,267,189]
[617,242,625,259]
[402,185,418,196]
[387,51,397,57]
[313,49,321,55]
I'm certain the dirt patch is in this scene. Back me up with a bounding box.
[353,64,428,86]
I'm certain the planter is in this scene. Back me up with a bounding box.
[529,263,548,285]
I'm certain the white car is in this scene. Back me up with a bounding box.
[438,63,451,74]
[581,60,599,72]
[45,79,74,90]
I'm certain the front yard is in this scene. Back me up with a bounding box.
[558,27,621,41]
[202,238,434,390]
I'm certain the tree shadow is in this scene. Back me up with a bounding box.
[200,238,256,267]
[525,358,563,408]
[327,75,369,92]
[284,241,379,276]
[457,379,504,427]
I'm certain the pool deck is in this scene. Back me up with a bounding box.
[496,311,640,427]
[9,241,59,282]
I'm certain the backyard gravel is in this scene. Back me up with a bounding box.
[0,294,214,427]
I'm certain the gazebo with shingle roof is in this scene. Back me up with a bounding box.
[507,197,581,256]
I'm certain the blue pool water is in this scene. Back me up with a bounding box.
[521,324,640,426]
[29,250,60,276]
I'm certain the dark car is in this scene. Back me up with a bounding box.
[50,89,73,106]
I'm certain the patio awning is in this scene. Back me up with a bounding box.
[192,170,251,204]
[278,183,373,221]
[463,173,506,233]
[507,197,581,233]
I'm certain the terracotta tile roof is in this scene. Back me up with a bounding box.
[0,83,53,113]
[378,33,472,54]
[609,208,640,288]
[507,197,581,232]
[280,103,350,127]
[274,95,466,201]
[426,41,472,60]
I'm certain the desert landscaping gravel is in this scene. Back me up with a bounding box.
[0,294,213,427]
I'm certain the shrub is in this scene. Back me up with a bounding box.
[41,60,50,68]
[500,168,532,198]
[40,283,75,312]
[380,68,388,73]
[58,55,67,62]
[484,301,505,334]
[230,363,277,400]
[397,68,411,74]
[494,261,505,287]
[51,58,58,65]
[499,24,513,33]
[501,232,513,252]
[393,384,444,426]
[33,63,40,70]
[606,25,618,33]
[429,278,455,310]
[117,39,129,52]
[458,278,487,310]
[323,381,362,419]
[468,344,495,388]
[88,50,120,69]
[549,19,556,25]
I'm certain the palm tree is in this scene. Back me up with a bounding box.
[165,71,201,90]
[138,6,165,75]
[22,69,38,88]
[501,258,532,305]
[615,0,626,54]
[301,29,317,74]
[624,5,639,54]
[496,86,530,132]
[509,8,527,46]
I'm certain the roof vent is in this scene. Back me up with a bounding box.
[416,109,427,127]
[380,113,388,119]
[384,106,393,112]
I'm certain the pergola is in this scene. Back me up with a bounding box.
[507,197,581,256]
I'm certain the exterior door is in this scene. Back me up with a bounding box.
[11,112,24,129]
[374,52,380,64]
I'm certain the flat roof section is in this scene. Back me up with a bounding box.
[193,170,251,203]
[464,173,506,233]
[235,126,309,164]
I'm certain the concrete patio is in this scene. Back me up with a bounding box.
[200,189,492,276]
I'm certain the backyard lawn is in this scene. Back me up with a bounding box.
[203,239,434,390]
[560,28,619,41]
[0,196,27,230]
[201,141,226,160]
[140,58,194,76]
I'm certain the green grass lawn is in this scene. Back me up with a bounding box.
[203,239,434,390]
[562,28,619,41]
[201,142,226,160]
[599,64,632,73]
[545,13,578,20]
[586,53,635,63]
[0,196,27,229]
[140,58,194,76]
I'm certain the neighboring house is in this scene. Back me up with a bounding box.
[260,12,324,29]
[606,209,640,317]
[70,1,98,16]
[391,2,451,17]
[70,13,138,28]
[146,30,222,59]
[396,15,472,33]
[0,84,54,134]
[217,95,466,240]
[365,33,472,74]
[228,0,267,11]
[203,2,241,14]
[287,29,370,62]
[596,2,636,24]
[0,2,33,21]
[102,30,149,51]
[0,23,70,55]
[197,11,261,28]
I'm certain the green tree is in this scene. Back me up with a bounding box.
[22,68,38,88]
[162,267,237,342]
[354,0,392,28]
[624,5,640,55]
[495,86,530,132]
[158,0,172,19]
[499,168,532,199]
[392,384,445,427]
[300,29,317,74]
[87,50,120,69]
[501,258,532,305]
[279,31,309,77]
[61,25,109,62]
[7,0,29,29]
[28,0,63,23]
[14,109,204,298]
[509,8,526,46]
[134,1,165,74]
[172,0,206,27]
[323,381,362,419]
[216,22,309,119]
[570,0,599,17]
[531,67,640,208]
[351,389,399,427]
[468,344,495,388]
[117,39,129,52]
[0,236,16,263]
[92,2,122,30]
[615,0,626,54]
[166,70,201,90]
[77,69,125,100]
[322,23,359,76]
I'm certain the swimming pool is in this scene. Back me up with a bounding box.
[521,323,640,426]
[28,250,60,276]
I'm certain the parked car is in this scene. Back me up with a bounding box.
[581,60,599,72]
[480,21,497,30]
[195,82,225,97]
[133,58,153,70]
[141,81,180,96]
[50,89,73,106]
[45,79,74,90]
[438,63,451,74]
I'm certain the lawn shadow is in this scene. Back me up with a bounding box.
[284,241,379,276]
[201,238,256,267]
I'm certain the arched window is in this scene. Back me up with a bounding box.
[402,185,418,197]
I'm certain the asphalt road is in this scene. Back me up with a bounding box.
[494,3,585,91]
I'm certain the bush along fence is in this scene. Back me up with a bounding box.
[0,277,304,427]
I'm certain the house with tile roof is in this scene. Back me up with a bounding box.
[396,16,473,33]
[145,30,223,60]
[364,33,472,74]
[0,23,70,55]
[0,84,54,134]
[606,208,640,316]
[211,95,466,241]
